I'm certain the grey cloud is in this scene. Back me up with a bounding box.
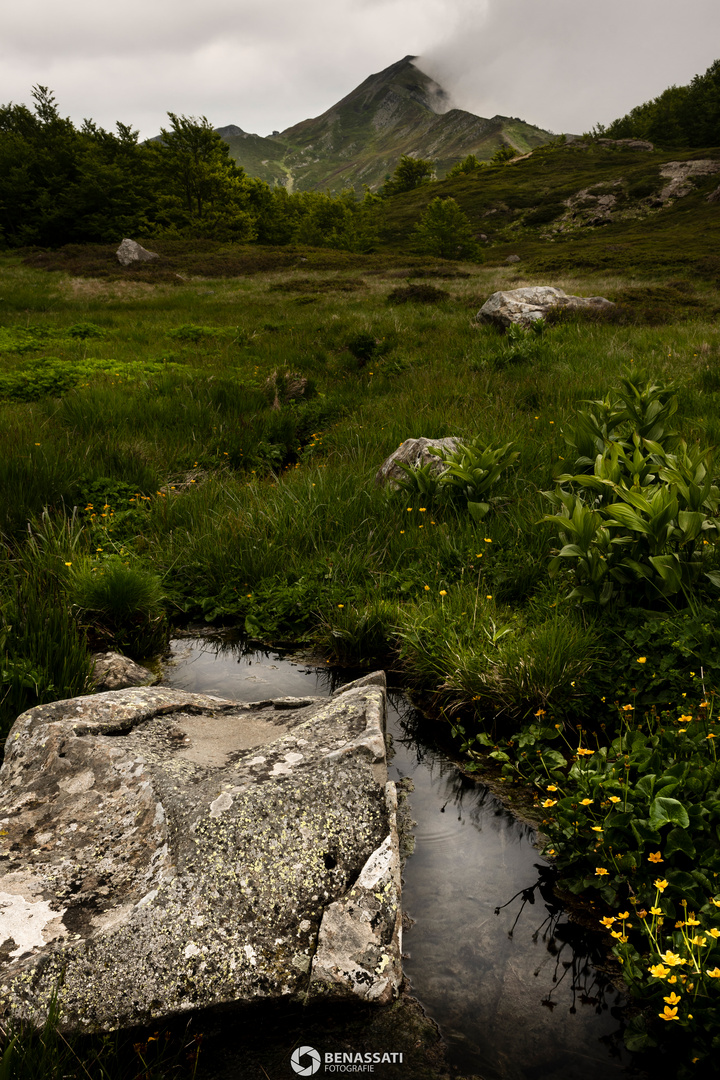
[418,0,720,133]
[1,0,718,140]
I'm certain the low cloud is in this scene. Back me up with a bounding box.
[1,0,718,139]
[417,0,720,133]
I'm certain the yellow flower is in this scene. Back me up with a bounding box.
[650,907,664,916]
[654,879,669,892]
[338,604,344,608]
[439,590,447,596]
[608,795,621,804]
[64,561,72,567]
[546,784,557,791]
[708,928,720,939]
[659,951,685,967]
[600,916,616,928]
[576,748,594,757]
[711,898,720,908]
[648,852,664,864]
[595,867,609,877]
[424,585,430,591]
[686,914,701,926]
[658,1006,679,1021]
[621,704,634,711]
[678,714,692,723]
[649,964,670,978]
[484,538,492,543]
[617,911,630,920]
[637,657,647,664]
[542,799,557,808]
[591,826,603,833]
[692,936,707,947]
[419,507,426,512]
[706,967,720,978]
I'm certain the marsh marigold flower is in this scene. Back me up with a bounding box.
[659,1006,679,1021]
[648,852,663,863]
[576,748,594,757]
[649,963,671,978]
[660,951,685,967]
[654,879,669,892]
[595,867,609,877]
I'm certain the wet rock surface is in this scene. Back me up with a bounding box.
[0,673,401,1031]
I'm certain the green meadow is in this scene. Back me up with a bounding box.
[2,235,720,1072]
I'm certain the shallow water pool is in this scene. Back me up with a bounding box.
[161,636,631,1079]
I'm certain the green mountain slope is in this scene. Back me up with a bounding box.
[379,139,720,278]
[219,56,552,192]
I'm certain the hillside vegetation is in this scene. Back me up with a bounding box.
[600,58,720,148]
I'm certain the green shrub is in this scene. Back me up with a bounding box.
[69,556,166,657]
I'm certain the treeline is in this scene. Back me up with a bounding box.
[0,87,381,250]
[598,58,720,148]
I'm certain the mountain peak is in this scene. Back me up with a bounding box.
[220,57,552,192]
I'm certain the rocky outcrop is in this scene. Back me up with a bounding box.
[0,673,402,1030]
[658,160,720,202]
[116,239,159,267]
[375,436,460,488]
[477,287,614,328]
[91,651,156,691]
[597,138,654,151]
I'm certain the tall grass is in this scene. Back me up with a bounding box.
[0,250,718,731]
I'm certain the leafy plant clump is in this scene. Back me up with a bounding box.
[69,556,167,657]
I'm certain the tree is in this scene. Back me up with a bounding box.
[154,113,247,219]
[413,197,479,260]
[447,154,485,179]
[381,155,435,196]
[489,143,518,165]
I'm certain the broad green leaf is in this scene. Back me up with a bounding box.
[664,827,696,860]
[649,796,690,830]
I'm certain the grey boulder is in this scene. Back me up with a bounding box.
[116,239,159,267]
[375,436,460,489]
[0,673,402,1030]
[91,651,156,691]
[477,286,614,328]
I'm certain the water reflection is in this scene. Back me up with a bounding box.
[161,638,632,1079]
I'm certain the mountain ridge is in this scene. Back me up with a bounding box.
[218,56,552,192]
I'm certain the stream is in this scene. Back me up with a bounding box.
[160,635,633,1080]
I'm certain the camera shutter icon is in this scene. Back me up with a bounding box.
[290,1045,321,1076]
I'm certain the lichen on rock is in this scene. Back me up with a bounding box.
[0,674,402,1031]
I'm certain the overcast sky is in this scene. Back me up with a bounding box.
[2,0,719,140]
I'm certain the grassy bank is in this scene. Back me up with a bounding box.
[2,245,720,1071]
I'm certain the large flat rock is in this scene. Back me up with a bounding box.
[0,672,401,1030]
